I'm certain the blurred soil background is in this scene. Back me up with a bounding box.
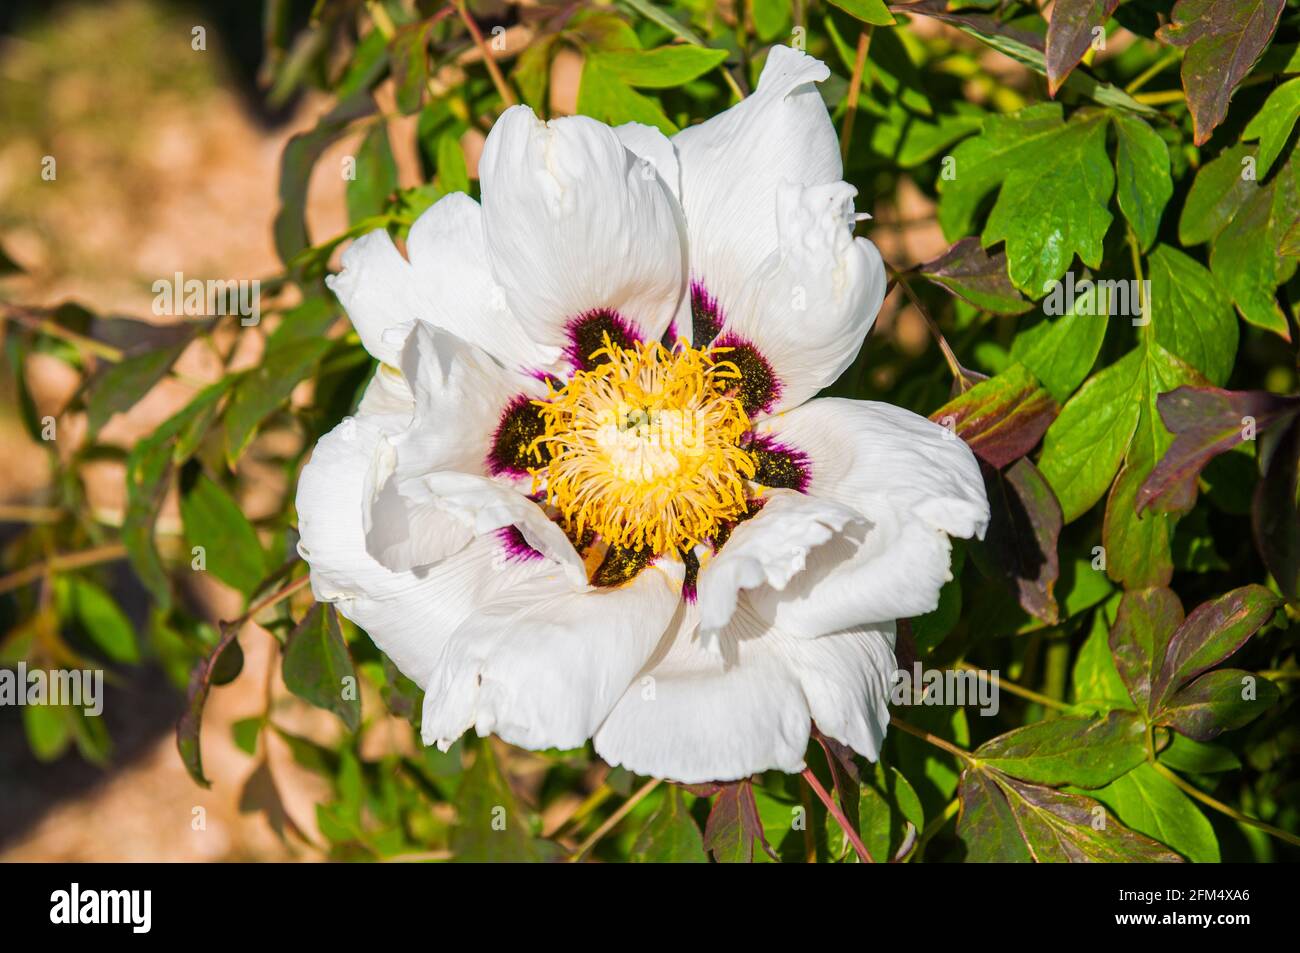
[0,0,943,860]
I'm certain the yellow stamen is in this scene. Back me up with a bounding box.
[530,338,755,555]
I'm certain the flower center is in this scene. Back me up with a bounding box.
[530,338,756,555]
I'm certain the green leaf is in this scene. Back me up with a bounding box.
[346,121,398,226]
[577,56,677,134]
[632,785,707,862]
[855,764,924,863]
[938,105,1115,294]
[124,378,235,608]
[588,45,728,88]
[23,704,72,762]
[751,0,792,41]
[974,711,1147,788]
[1243,76,1300,176]
[435,130,470,195]
[512,34,556,110]
[1087,763,1219,862]
[984,114,1114,294]
[64,577,139,664]
[1157,670,1280,741]
[1039,348,1144,522]
[1101,343,1207,589]
[1072,605,1133,712]
[180,468,268,597]
[273,50,380,265]
[282,603,360,732]
[826,0,895,26]
[958,766,1183,862]
[389,20,432,115]
[1210,177,1296,335]
[232,716,263,756]
[450,743,558,862]
[1146,245,1237,386]
[1178,144,1257,246]
[84,340,189,434]
[1010,291,1108,403]
[1157,735,1241,773]
[1157,0,1286,145]
[223,298,337,465]
[1112,114,1173,252]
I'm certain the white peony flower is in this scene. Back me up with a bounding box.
[295,46,989,784]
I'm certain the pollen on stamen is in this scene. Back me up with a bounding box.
[527,336,757,558]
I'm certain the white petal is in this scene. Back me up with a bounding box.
[364,323,542,572]
[296,413,569,688]
[406,192,560,372]
[418,471,588,587]
[325,230,426,366]
[696,489,863,635]
[478,106,686,358]
[356,364,415,418]
[614,121,681,202]
[593,602,896,783]
[673,45,839,341]
[724,182,887,412]
[421,566,681,752]
[746,398,989,634]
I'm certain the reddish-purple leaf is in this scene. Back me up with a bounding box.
[1157,670,1281,741]
[1157,0,1286,146]
[958,766,1183,862]
[1108,588,1185,717]
[1137,386,1300,515]
[930,363,1058,469]
[917,238,1033,315]
[1151,585,1281,709]
[971,458,1062,624]
[703,780,774,863]
[1046,1,1120,96]
[177,621,245,789]
[1253,415,1300,601]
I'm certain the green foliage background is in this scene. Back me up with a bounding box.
[2,0,1300,862]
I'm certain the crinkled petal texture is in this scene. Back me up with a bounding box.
[478,106,687,358]
[674,46,885,413]
[296,46,989,785]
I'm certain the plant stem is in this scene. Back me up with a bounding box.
[890,269,969,387]
[1133,89,1185,106]
[1,305,124,363]
[229,572,311,629]
[1124,51,1180,95]
[1150,761,1300,849]
[0,503,64,523]
[455,0,518,108]
[957,662,1075,713]
[890,716,975,763]
[841,28,873,164]
[0,543,128,596]
[569,777,661,862]
[801,766,875,862]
